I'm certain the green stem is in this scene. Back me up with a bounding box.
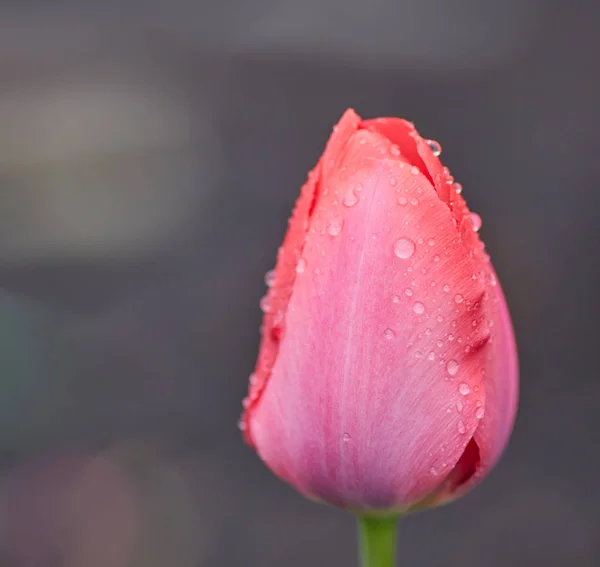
[357,515,398,567]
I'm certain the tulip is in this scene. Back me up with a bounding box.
[240,109,518,566]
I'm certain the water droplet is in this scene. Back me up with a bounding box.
[384,328,396,340]
[448,333,455,341]
[260,295,270,312]
[443,284,451,293]
[410,165,420,175]
[392,295,400,303]
[470,212,482,232]
[458,382,471,395]
[390,177,397,187]
[427,238,435,247]
[436,315,444,323]
[405,288,413,297]
[296,258,306,274]
[415,351,424,359]
[436,340,444,348]
[458,420,466,434]
[390,145,401,157]
[447,360,460,376]
[328,217,343,236]
[426,139,442,157]
[410,197,419,206]
[343,188,359,207]
[476,407,485,419]
[428,351,436,361]
[429,467,438,476]
[264,270,275,287]
[456,400,464,413]
[343,433,351,442]
[394,238,416,259]
[398,196,408,206]
[454,294,464,304]
[238,418,247,431]
[413,301,425,314]
[454,182,463,194]
[249,373,257,386]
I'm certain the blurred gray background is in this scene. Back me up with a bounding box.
[0,0,599,565]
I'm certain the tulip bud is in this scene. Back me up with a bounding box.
[241,109,518,515]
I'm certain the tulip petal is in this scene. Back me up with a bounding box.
[465,269,518,490]
[242,109,362,446]
[250,124,495,511]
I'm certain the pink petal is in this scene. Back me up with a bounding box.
[241,110,362,445]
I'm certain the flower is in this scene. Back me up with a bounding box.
[240,109,518,514]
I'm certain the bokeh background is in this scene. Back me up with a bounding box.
[0,0,599,565]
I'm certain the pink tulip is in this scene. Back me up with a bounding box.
[241,109,518,514]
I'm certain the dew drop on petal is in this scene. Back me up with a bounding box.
[328,217,343,236]
[458,420,466,434]
[390,145,401,157]
[392,295,400,304]
[470,212,482,232]
[390,177,397,187]
[264,270,275,287]
[343,433,351,442]
[457,400,464,413]
[343,188,359,207]
[428,351,436,361]
[384,328,396,340]
[458,382,471,395]
[394,238,416,259]
[443,284,451,293]
[296,258,306,274]
[447,360,460,376]
[405,288,413,297]
[429,467,438,476]
[426,139,442,157]
[413,301,425,314]
[410,197,419,206]
[398,196,408,206]
[410,165,420,175]
[476,407,485,419]
[454,182,463,195]
[260,295,270,312]
[428,238,435,247]
[454,293,464,304]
